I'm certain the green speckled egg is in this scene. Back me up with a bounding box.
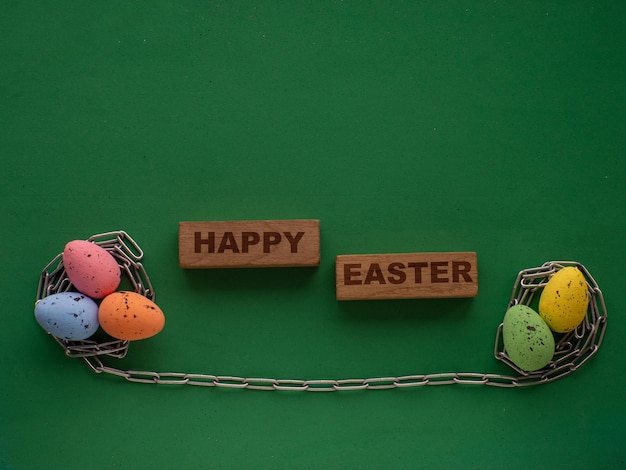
[503,305,555,372]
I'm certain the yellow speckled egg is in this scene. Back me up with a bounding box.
[539,266,589,333]
[98,291,165,340]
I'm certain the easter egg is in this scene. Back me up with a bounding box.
[98,291,165,340]
[63,240,121,299]
[34,292,100,340]
[539,266,589,333]
[502,304,555,372]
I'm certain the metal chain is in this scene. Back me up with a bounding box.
[36,231,608,391]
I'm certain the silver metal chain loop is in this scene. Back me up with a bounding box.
[36,231,608,390]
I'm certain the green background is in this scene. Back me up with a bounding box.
[2,1,625,468]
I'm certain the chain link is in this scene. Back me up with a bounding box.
[81,353,531,390]
[37,231,608,391]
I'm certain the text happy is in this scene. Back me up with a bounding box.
[179,220,320,268]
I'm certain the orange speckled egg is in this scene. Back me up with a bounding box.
[63,240,121,299]
[98,291,165,340]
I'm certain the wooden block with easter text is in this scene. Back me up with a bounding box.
[336,252,478,300]
[179,220,320,268]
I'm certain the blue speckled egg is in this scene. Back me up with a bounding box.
[35,292,99,340]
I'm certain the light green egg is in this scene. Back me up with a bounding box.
[503,305,555,372]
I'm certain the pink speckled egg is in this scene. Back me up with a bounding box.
[63,240,121,298]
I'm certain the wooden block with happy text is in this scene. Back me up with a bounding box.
[179,220,320,268]
[336,252,478,300]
